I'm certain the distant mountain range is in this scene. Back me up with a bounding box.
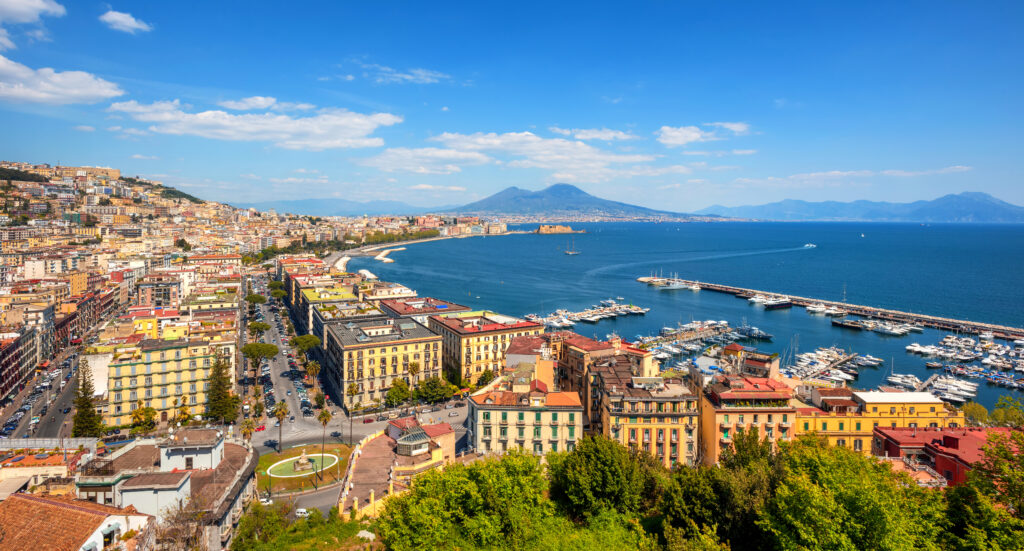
[696,192,1024,223]
[236,184,696,219]
[452,183,692,218]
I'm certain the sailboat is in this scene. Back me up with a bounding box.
[565,237,580,255]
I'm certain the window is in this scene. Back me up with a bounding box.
[853,439,862,452]
[551,427,558,439]
[839,422,844,431]
[185,457,193,469]
[501,412,507,421]
[533,427,541,438]
[535,411,541,422]
[822,422,828,431]
[551,442,557,452]
[551,412,558,422]
[803,422,810,431]
[483,412,490,421]
[518,427,524,438]
[855,422,861,431]
[518,412,524,421]
[568,426,575,439]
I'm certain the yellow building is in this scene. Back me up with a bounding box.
[323,318,442,410]
[795,389,964,454]
[428,311,543,385]
[698,375,797,465]
[600,374,700,468]
[104,338,228,426]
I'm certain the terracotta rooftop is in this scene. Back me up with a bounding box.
[421,423,454,438]
[379,297,470,316]
[0,494,149,551]
[388,417,420,432]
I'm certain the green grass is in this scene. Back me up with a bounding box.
[257,444,350,495]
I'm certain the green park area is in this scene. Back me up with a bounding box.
[257,443,350,495]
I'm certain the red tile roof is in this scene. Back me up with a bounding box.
[421,423,454,438]
[0,494,148,551]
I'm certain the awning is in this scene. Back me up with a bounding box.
[0,476,31,501]
[101,521,122,536]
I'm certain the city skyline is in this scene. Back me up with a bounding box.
[0,1,1021,209]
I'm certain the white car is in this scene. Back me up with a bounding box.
[295,508,310,518]
[259,498,273,506]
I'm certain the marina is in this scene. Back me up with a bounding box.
[525,299,649,328]
[637,277,1024,340]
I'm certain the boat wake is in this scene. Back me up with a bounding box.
[583,246,813,279]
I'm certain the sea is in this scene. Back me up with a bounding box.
[347,222,1024,409]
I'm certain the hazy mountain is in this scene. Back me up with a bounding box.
[696,192,1024,222]
[232,198,450,216]
[452,183,691,218]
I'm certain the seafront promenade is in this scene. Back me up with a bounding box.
[639,277,1024,340]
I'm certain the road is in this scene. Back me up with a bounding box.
[3,345,82,441]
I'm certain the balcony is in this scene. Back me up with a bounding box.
[720,435,732,444]
[719,421,732,429]
[549,420,559,426]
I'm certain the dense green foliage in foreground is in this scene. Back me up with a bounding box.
[228,430,1024,550]
[374,432,1024,551]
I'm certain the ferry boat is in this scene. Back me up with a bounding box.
[832,317,864,330]
[806,303,828,314]
[803,243,817,248]
[764,297,793,310]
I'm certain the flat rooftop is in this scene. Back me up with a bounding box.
[327,318,437,348]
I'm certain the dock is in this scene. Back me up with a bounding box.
[916,373,941,392]
[638,277,1024,340]
[527,301,649,328]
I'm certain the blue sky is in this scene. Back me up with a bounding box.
[0,1,1021,210]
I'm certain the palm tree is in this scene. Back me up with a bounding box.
[241,418,255,444]
[306,360,321,394]
[408,361,421,385]
[346,383,358,446]
[317,409,332,481]
[273,401,289,453]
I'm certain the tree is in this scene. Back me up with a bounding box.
[254,401,265,419]
[174,238,191,251]
[408,361,421,384]
[205,356,240,425]
[970,429,1024,517]
[989,396,1024,428]
[314,392,326,409]
[245,293,267,306]
[757,436,944,551]
[548,435,658,519]
[268,280,284,290]
[129,401,157,435]
[72,359,104,437]
[248,321,270,338]
[318,409,333,481]
[385,379,411,408]
[241,418,256,443]
[375,450,551,550]
[346,383,358,445]
[417,376,448,404]
[290,334,321,358]
[963,402,989,426]
[156,496,209,549]
[270,289,286,301]
[476,369,497,386]
[273,401,289,453]
[242,342,279,374]
[941,480,1024,550]
[176,397,192,425]
[305,360,321,392]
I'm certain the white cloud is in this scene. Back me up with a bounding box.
[705,121,750,135]
[130,153,158,160]
[73,124,94,131]
[549,126,638,141]
[441,106,449,111]
[99,10,152,34]
[108,99,402,150]
[361,147,491,175]
[732,149,757,155]
[356,62,450,84]
[239,173,260,180]
[431,131,680,183]
[218,96,276,110]
[880,165,971,177]
[656,125,717,147]
[789,170,875,180]
[269,176,328,184]
[0,0,64,50]
[409,184,467,192]
[0,54,123,104]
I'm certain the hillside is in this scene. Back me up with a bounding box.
[453,183,691,218]
[697,192,1024,222]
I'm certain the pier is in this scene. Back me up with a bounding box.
[527,301,649,328]
[916,373,941,392]
[638,277,1024,340]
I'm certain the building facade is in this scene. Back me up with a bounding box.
[428,310,543,385]
[698,375,796,465]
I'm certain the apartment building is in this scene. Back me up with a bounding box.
[323,318,441,411]
[468,379,583,455]
[104,338,227,426]
[599,372,700,468]
[428,310,543,385]
[699,374,796,465]
[794,388,965,454]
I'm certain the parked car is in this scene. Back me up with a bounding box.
[448,411,459,417]
[294,508,310,518]
[255,424,266,432]
[259,498,273,506]
[362,417,374,424]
